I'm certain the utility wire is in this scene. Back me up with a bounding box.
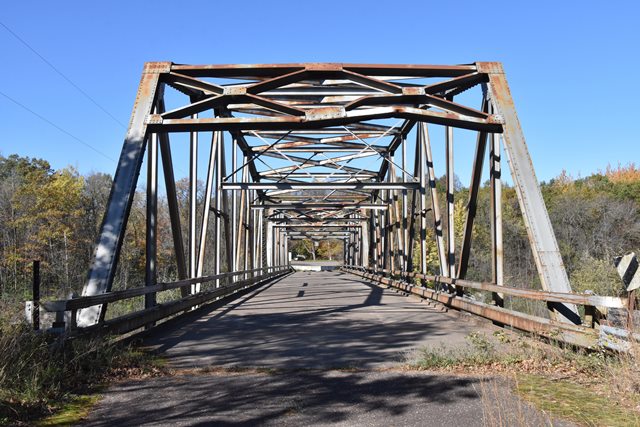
[1,21,194,178]
[0,20,127,129]
[0,90,117,163]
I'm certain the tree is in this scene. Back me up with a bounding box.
[317,239,342,260]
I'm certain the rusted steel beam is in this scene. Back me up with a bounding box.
[483,62,579,324]
[342,267,607,348]
[157,116,188,297]
[223,182,419,190]
[255,203,387,210]
[171,63,477,78]
[82,61,590,330]
[145,127,158,315]
[251,146,386,153]
[351,267,626,309]
[46,266,290,313]
[457,95,490,279]
[79,62,167,327]
[73,269,291,337]
[148,106,503,133]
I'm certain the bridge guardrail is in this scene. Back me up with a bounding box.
[38,265,292,336]
[342,265,635,349]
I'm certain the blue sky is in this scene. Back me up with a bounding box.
[1,0,638,185]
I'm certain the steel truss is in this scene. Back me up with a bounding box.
[78,62,579,326]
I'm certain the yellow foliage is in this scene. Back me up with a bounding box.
[604,162,640,184]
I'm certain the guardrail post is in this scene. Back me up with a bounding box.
[52,310,65,330]
[32,260,40,331]
[69,292,78,330]
[583,305,595,328]
[615,252,638,331]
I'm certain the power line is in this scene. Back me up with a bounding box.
[0,90,117,163]
[0,20,127,129]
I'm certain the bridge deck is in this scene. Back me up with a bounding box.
[144,270,491,369]
[82,271,561,426]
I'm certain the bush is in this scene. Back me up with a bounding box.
[570,255,624,296]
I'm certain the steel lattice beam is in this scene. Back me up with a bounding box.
[80,61,579,327]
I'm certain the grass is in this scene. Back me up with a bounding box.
[411,331,640,426]
[36,395,101,426]
[412,331,523,370]
[516,374,640,426]
[0,321,166,425]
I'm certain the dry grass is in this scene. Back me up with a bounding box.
[478,377,554,427]
[411,331,640,426]
[0,323,167,425]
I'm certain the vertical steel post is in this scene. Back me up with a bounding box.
[274,228,279,266]
[257,212,263,268]
[382,184,389,271]
[422,123,448,276]
[359,225,365,266]
[374,210,382,271]
[266,219,273,267]
[402,135,409,272]
[244,178,250,276]
[457,95,490,280]
[284,234,289,265]
[145,131,158,313]
[196,132,218,285]
[158,131,188,296]
[214,132,223,287]
[235,164,247,271]
[418,125,428,276]
[231,136,238,280]
[391,162,403,273]
[361,220,369,267]
[407,134,420,274]
[189,113,198,294]
[343,239,347,264]
[370,211,377,271]
[384,170,392,273]
[252,207,259,270]
[219,136,233,284]
[248,190,255,271]
[445,124,456,278]
[490,130,504,306]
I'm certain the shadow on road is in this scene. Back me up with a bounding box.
[84,370,481,426]
[143,271,466,369]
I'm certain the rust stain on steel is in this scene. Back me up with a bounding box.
[81,61,598,338]
[345,267,598,348]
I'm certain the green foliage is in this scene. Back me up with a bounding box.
[37,394,101,426]
[290,238,343,261]
[0,155,101,299]
[316,239,343,261]
[570,256,624,296]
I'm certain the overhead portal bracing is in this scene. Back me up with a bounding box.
[78,62,579,326]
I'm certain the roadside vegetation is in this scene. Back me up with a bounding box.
[0,154,638,424]
[410,331,640,426]
[0,305,165,425]
[2,154,637,309]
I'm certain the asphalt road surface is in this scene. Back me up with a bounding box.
[82,271,561,426]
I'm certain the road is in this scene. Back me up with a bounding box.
[81,270,556,426]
